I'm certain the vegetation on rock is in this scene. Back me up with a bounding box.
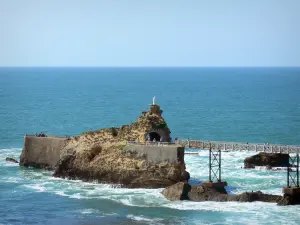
[53,106,187,188]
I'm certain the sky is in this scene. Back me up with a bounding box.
[0,0,299,67]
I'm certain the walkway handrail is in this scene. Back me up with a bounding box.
[179,139,300,148]
[127,141,178,146]
[178,139,300,153]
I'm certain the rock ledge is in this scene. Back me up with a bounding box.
[162,182,297,206]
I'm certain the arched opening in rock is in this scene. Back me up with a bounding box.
[148,132,161,141]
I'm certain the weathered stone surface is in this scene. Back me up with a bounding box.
[161,182,191,200]
[20,104,188,188]
[5,157,18,163]
[188,185,228,202]
[20,136,67,169]
[162,182,227,202]
[50,105,189,188]
[277,196,292,206]
[244,152,289,169]
[162,182,298,206]
[227,191,281,203]
[54,150,189,188]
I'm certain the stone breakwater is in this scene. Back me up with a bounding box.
[19,104,189,188]
[20,136,68,169]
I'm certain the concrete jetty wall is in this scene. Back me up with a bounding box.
[20,136,67,169]
[123,144,184,164]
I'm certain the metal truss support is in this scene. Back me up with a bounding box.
[209,143,222,183]
[287,153,299,188]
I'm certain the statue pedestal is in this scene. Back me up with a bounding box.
[149,104,163,116]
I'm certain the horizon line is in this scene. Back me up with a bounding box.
[0,66,300,69]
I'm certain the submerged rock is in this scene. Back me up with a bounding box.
[6,157,18,163]
[244,152,289,169]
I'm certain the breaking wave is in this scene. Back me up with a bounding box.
[1,147,300,225]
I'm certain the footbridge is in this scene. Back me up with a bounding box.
[178,139,300,154]
[128,140,300,153]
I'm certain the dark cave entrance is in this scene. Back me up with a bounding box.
[148,132,161,142]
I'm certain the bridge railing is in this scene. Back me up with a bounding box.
[127,141,177,146]
[178,139,300,153]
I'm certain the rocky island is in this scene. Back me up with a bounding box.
[20,102,189,188]
[244,152,290,169]
[18,100,300,206]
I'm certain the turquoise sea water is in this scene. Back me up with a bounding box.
[0,67,300,225]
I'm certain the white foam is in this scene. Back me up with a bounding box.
[24,184,46,192]
[0,147,22,167]
[69,193,87,199]
[54,191,68,196]
[2,177,22,183]
[3,162,19,167]
[127,214,163,224]
[198,151,209,156]
[79,208,99,214]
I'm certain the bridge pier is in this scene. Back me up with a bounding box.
[282,153,300,203]
[203,143,227,188]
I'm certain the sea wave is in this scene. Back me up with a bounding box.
[127,214,164,225]
[0,148,22,164]
[0,147,296,219]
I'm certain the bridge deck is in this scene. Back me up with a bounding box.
[127,140,300,153]
[178,140,300,153]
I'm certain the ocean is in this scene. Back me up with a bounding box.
[0,67,300,225]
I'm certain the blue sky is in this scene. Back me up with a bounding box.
[0,0,299,67]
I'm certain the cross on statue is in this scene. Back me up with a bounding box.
[152,96,156,105]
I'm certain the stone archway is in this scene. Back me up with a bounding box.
[148,132,161,142]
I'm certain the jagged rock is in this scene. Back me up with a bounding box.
[53,154,76,179]
[188,185,228,202]
[277,194,294,206]
[54,152,188,188]
[20,104,188,188]
[244,152,289,169]
[162,182,191,200]
[162,182,228,202]
[50,104,188,188]
[6,157,18,163]
[162,182,298,206]
[229,191,281,203]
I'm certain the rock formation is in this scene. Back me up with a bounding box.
[162,182,297,206]
[19,103,189,188]
[6,157,19,163]
[244,152,289,169]
[53,104,189,188]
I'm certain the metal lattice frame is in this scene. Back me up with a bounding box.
[287,154,299,188]
[209,143,221,183]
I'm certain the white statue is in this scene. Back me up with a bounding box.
[152,96,156,105]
